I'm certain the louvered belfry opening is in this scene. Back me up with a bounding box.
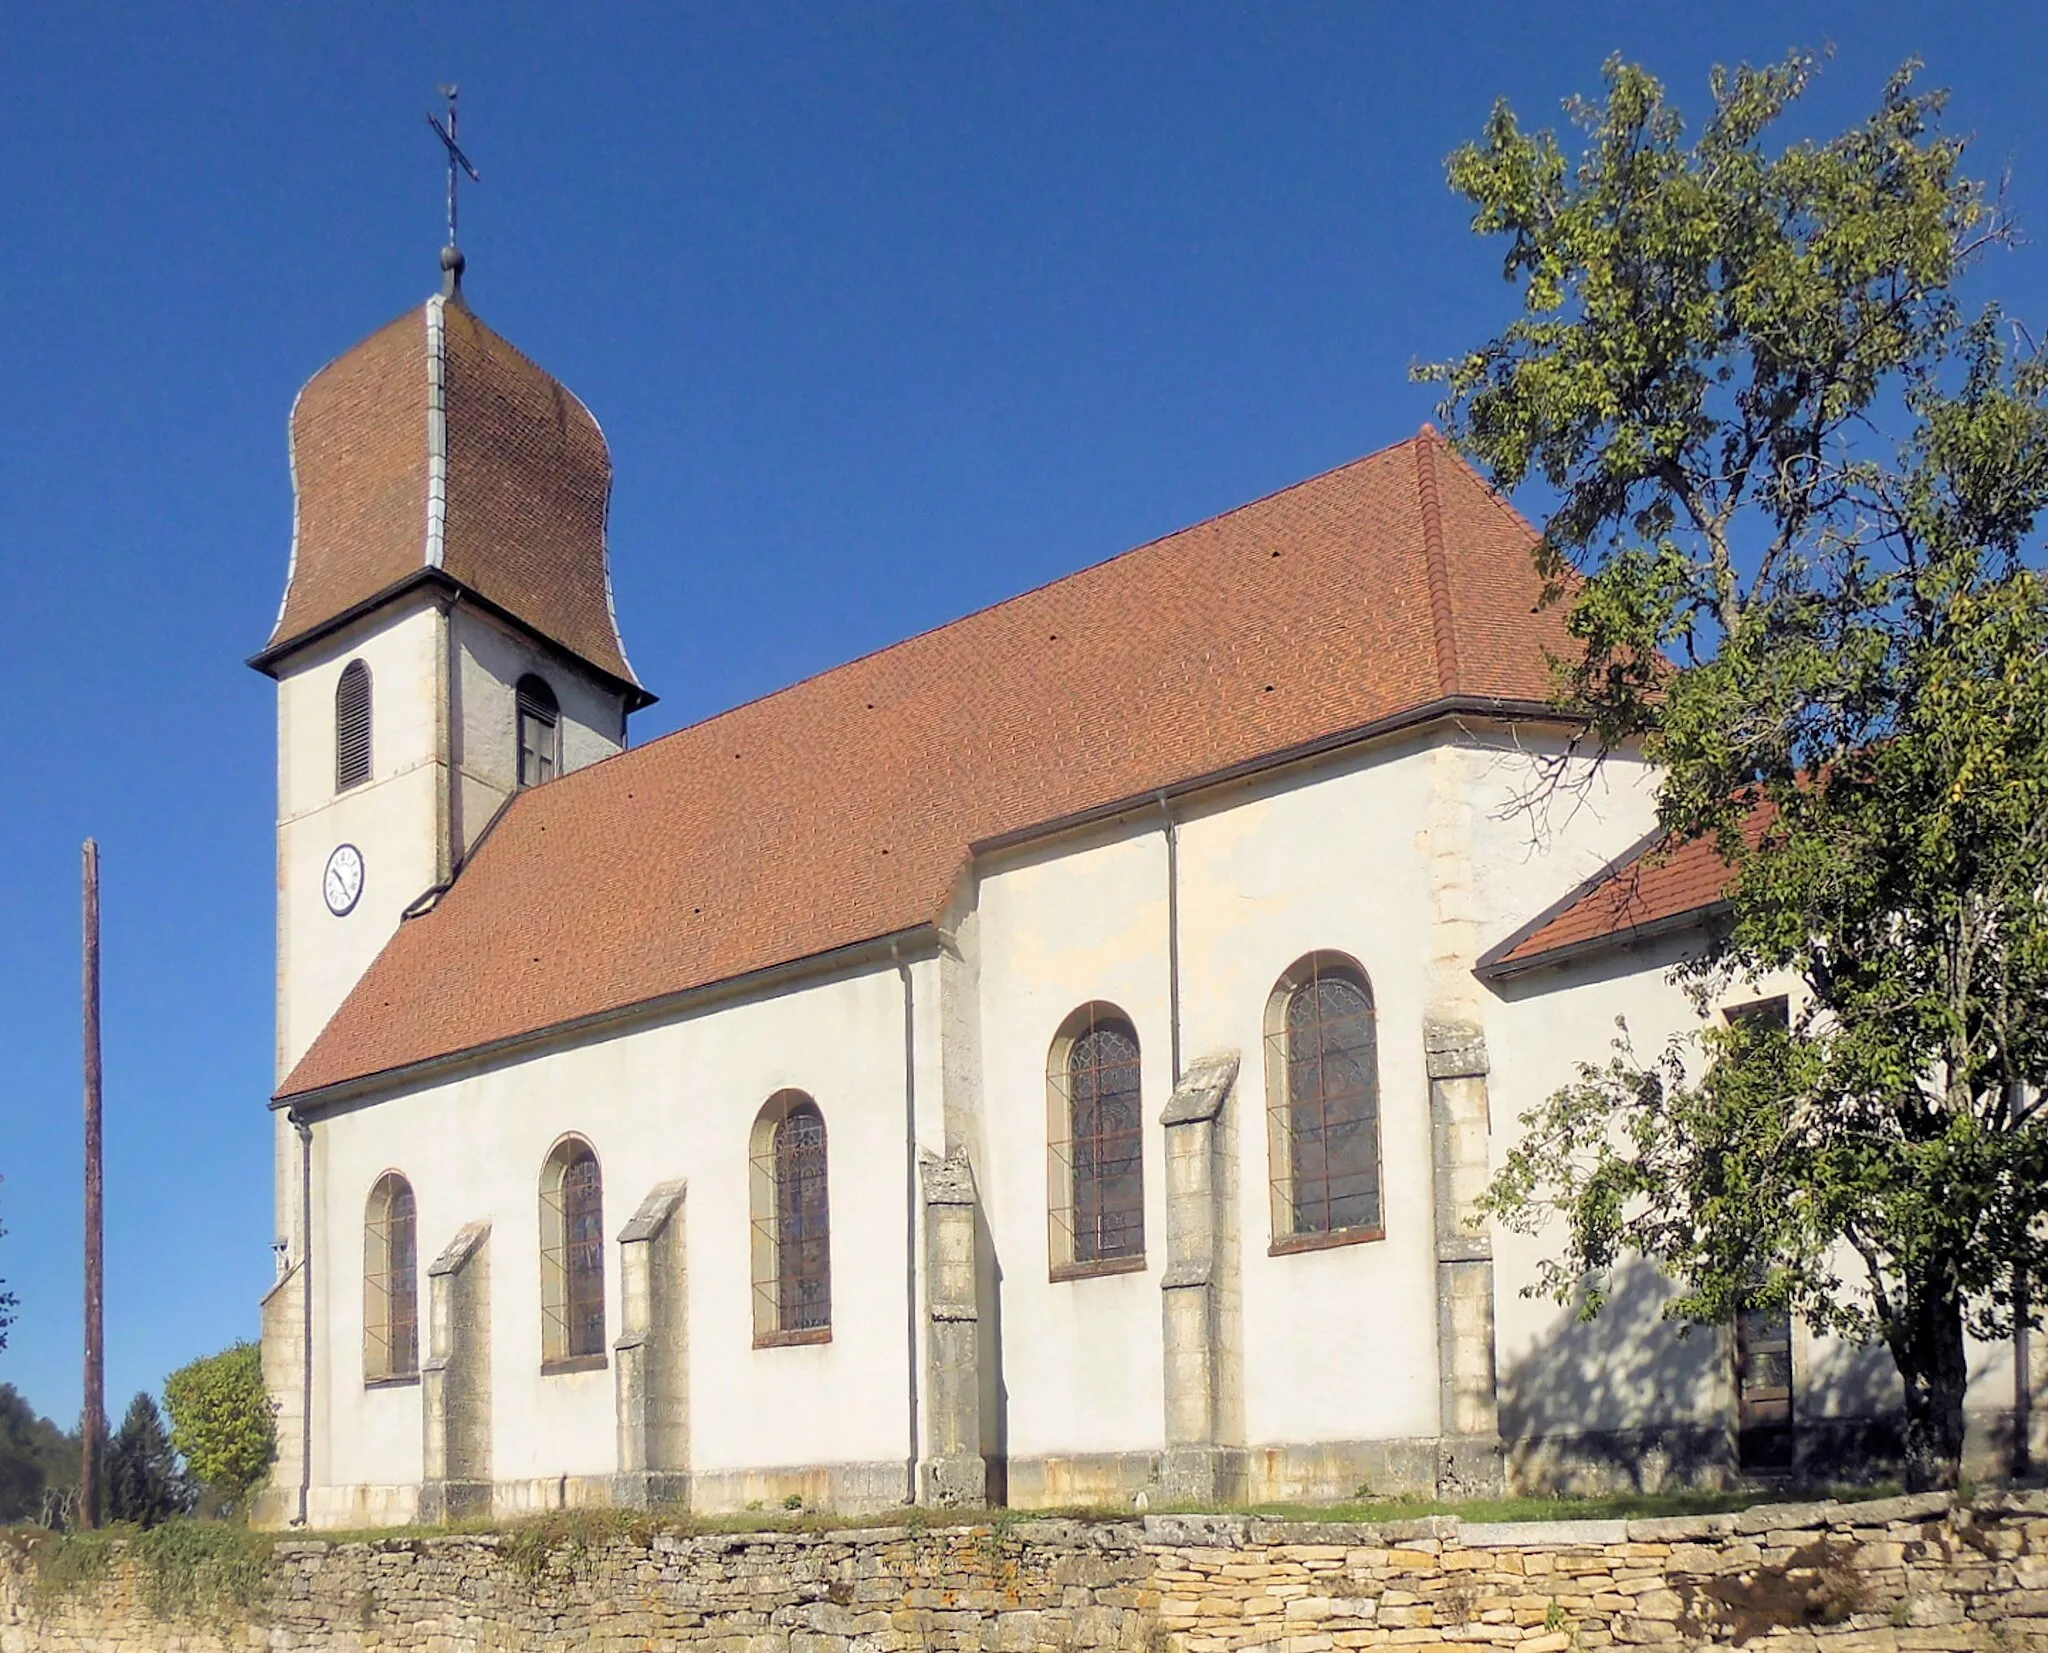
[334,660,372,791]
[516,673,560,788]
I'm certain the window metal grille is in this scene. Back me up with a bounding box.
[335,660,372,791]
[516,674,560,788]
[1267,960,1381,1243]
[541,1141,605,1364]
[750,1093,831,1341]
[363,1172,418,1382]
[1048,1008,1145,1272]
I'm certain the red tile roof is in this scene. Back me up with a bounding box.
[280,428,1573,1100]
[1477,803,1776,978]
[259,298,643,692]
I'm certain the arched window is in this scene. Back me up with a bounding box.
[363,1172,418,1382]
[1265,954,1382,1249]
[540,1137,605,1367]
[1046,1004,1145,1276]
[749,1092,831,1344]
[516,674,560,788]
[335,660,372,791]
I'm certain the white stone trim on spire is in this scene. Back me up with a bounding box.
[423,295,450,570]
[272,380,312,637]
[562,384,644,688]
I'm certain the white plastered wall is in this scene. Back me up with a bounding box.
[275,597,632,1266]
[971,728,1671,1469]
[974,825,1173,1466]
[294,712,2035,1513]
[450,605,626,858]
[1488,935,2021,1462]
[309,961,929,1509]
[276,599,447,1084]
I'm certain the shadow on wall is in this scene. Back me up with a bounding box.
[1500,1260,1903,1494]
[1502,1259,1733,1495]
[977,1199,1009,1507]
[1789,1335,1903,1482]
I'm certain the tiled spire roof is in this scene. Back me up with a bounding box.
[256,296,645,697]
[280,428,1571,1100]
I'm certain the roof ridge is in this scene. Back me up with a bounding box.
[1413,425,1461,695]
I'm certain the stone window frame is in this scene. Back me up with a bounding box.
[750,1091,833,1347]
[1263,950,1385,1256]
[362,1169,419,1386]
[1045,1001,1148,1282]
[334,658,373,793]
[516,672,560,788]
[539,1134,608,1373]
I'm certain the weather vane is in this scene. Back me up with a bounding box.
[427,84,481,295]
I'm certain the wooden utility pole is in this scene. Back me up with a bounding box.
[81,839,103,1529]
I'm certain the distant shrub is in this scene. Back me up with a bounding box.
[163,1344,274,1519]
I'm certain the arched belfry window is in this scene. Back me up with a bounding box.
[363,1172,418,1382]
[335,660,372,792]
[1265,953,1382,1251]
[516,674,560,788]
[1047,1004,1146,1277]
[540,1137,605,1368]
[749,1092,831,1345]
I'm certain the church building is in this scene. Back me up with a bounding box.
[250,263,2033,1529]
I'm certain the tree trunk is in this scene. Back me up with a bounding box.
[1891,1264,1971,1491]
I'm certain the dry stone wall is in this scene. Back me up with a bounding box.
[8,1493,2048,1653]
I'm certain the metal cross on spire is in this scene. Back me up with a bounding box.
[427,84,480,296]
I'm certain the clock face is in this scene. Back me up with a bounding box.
[323,844,365,917]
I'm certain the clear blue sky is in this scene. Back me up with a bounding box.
[2,2,2044,1428]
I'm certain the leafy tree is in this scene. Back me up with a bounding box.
[0,1179,18,1354]
[106,1392,193,1528]
[0,1385,80,1526]
[163,1343,274,1519]
[1422,52,2048,1488]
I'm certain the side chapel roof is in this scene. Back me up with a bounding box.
[280,427,1573,1100]
[1476,801,1777,979]
[256,296,645,696]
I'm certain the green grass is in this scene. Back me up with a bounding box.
[3,1480,1914,1563]
[5,1521,273,1622]
[1234,1484,1903,1525]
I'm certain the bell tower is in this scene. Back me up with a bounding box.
[249,280,656,1395]
[253,289,653,1082]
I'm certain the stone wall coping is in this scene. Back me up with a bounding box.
[1459,1518,1629,1546]
[1244,1516,1459,1545]
[42,1489,1998,1572]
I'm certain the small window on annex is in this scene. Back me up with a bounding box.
[335,660,373,792]
[516,674,560,788]
[1265,952,1382,1251]
[1046,1003,1146,1277]
[540,1137,605,1369]
[749,1092,831,1345]
[363,1172,419,1382]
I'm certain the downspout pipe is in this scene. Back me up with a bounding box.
[892,943,921,1500]
[289,1107,313,1528]
[1157,792,1182,1084]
